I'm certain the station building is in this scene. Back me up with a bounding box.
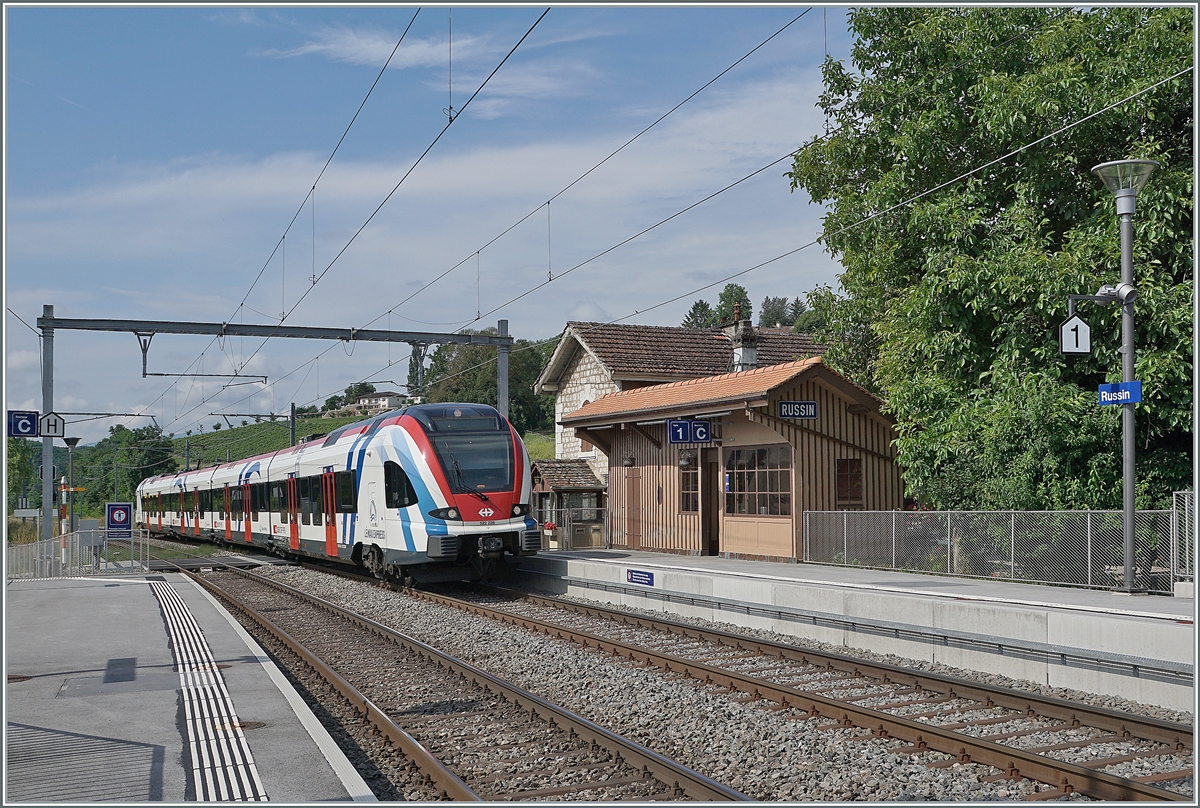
[559,357,904,561]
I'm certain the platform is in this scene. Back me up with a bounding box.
[515,550,1196,712]
[5,573,375,802]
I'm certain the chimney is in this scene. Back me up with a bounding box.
[729,311,757,373]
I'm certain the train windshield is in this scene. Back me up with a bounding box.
[430,432,514,493]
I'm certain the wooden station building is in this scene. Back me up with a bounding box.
[559,357,904,560]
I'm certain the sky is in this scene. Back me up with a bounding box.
[5,5,854,445]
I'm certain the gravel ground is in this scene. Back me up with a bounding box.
[248,565,1108,801]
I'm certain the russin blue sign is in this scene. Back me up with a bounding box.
[1098,381,1142,406]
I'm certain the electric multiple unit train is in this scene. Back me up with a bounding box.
[136,403,540,583]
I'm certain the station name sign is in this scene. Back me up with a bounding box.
[778,400,817,419]
[1098,381,1142,406]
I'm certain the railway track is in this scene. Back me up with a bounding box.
[401,583,1193,802]
[186,565,749,801]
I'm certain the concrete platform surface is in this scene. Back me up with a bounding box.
[518,550,1196,712]
[5,574,375,803]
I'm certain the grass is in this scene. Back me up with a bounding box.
[7,519,39,545]
[522,432,555,461]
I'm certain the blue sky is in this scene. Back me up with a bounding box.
[5,5,853,443]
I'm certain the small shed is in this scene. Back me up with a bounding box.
[559,357,903,561]
[531,459,606,549]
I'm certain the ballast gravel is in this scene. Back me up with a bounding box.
[248,566,1109,801]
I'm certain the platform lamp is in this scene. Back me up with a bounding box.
[1090,159,1159,593]
[63,436,80,534]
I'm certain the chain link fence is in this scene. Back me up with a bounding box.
[804,509,1184,593]
[7,529,151,580]
[535,507,609,551]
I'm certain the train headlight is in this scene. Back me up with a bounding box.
[479,535,504,553]
[428,507,460,520]
[511,504,530,517]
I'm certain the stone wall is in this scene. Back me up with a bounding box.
[554,346,617,485]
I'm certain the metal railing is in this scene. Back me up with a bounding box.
[804,509,1181,594]
[535,507,609,551]
[1171,490,1195,583]
[7,529,152,580]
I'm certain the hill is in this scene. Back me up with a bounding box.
[171,417,558,468]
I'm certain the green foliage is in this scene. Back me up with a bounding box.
[759,295,811,328]
[66,425,178,515]
[786,7,1193,509]
[681,299,717,328]
[715,283,752,324]
[424,330,557,436]
[7,437,39,513]
[521,432,555,461]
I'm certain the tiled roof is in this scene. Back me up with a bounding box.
[561,357,826,424]
[559,322,825,379]
[531,459,604,490]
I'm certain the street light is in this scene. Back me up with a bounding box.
[63,436,80,534]
[1091,158,1159,593]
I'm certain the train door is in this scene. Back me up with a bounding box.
[286,475,299,551]
[242,482,252,543]
[156,493,162,533]
[223,485,232,540]
[193,489,201,537]
[321,471,337,557]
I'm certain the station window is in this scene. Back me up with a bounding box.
[723,445,791,516]
[836,458,863,509]
[680,465,698,513]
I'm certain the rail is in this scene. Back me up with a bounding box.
[409,584,1192,801]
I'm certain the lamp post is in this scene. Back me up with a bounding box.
[63,436,81,534]
[1090,159,1158,593]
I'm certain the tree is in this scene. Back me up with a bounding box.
[423,330,557,436]
[681,300,716,328]
[758,296,792,328]
[7,437,39,514]
[787,297,808,323]
[786,7,1192,509]
[322,382,376,412]
[715,284,752,324]
[74,424,178,514]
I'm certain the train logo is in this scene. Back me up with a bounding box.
[479,507,495,517]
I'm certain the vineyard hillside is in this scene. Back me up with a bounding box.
[169,418,558,468]
[170,416,362,468]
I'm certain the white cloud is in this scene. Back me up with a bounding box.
[263,28,491,70]
[6,66,841,442]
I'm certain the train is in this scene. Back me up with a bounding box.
[136,402,540,584]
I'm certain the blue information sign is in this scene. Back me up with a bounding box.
[627,569,655,586]
[7,410,39,438]
[1098,381,1142,406]
[778,400,817,419]
[666,419,712,444]
[106,502,134,539]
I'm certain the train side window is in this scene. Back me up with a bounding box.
[219,488,226,519]
[198,490,208,515]
[299,477,311,525]
[384,461,418,509]
[270,483,283,513]
[311,476,323,526]
[230,486,242,517]
[335,471,357,513]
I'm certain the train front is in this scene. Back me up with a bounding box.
[404,404,540,570]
